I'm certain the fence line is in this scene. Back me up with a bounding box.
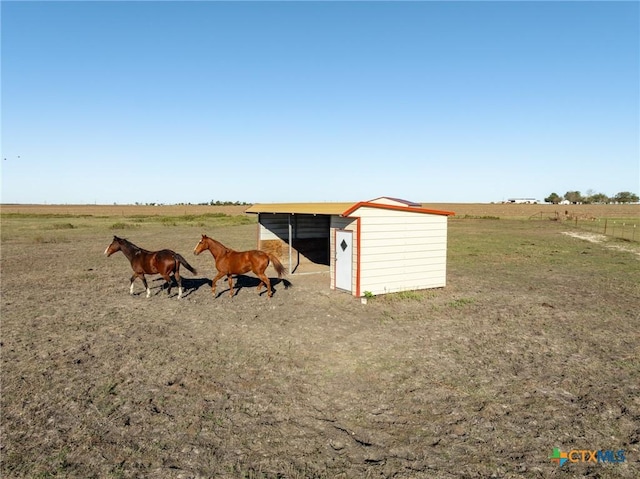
[568,218,638,242]
[529,211,639,242]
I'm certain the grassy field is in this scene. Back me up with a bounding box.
[1,202,638,220]
[1,205,639,478]
[2,202,637,246]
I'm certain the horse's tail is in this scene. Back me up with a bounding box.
[175,253,198,275]
[268,253,286,278]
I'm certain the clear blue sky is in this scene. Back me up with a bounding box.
[2,1,639,205]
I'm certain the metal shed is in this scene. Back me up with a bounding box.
[245,197,455,297]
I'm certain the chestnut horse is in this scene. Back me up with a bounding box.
[104,236,197,299]
[193,234,286,298]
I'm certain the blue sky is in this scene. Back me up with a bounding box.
[1,1,639,205]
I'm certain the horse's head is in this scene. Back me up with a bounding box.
[193,235,209,256]
[104,236,122,256]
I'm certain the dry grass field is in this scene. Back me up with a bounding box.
[0,204,251,218]
[1,202,638,220]
[1,204,639,478]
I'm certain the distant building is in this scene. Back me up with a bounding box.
[506,198,539,204]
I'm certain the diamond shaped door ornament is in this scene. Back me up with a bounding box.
[340,239,348,251]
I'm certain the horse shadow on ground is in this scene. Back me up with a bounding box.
[149,275,292,298]
[214,275,293,299]
[150,277,212,298]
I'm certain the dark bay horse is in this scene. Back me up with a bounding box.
[104,236,197,299]
[193,234,286,298]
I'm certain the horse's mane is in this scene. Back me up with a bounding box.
[117,237,152,254]
[205,236,234,254]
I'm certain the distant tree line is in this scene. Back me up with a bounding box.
[201,200,250,206]
[133,201,251,206]
[179,200,250,206]
[544,191,639,204]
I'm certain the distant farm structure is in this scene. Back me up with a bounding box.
[505,198,541,204]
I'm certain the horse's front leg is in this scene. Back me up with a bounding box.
[129,274,137,295]
[228,274,234,297]
[210,271,226,298]
[140,275,151,298]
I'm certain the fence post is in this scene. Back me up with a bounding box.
[604,219,608,235]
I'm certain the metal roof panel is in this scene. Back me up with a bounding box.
[245,203,356,215]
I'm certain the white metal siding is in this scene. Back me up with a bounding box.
[353,207,448,295]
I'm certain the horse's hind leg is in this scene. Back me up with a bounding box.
[257,272,272,298]
[255,273,264,293]
[174,270,183,299]
[159,273,172,296]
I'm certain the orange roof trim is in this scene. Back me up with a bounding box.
[342,202,455,217]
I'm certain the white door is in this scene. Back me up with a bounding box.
[335,230,353,292]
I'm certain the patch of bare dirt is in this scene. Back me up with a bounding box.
[562,231,607,243]
[562,231,640,259]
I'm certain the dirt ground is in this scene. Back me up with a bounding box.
[1,213,639,478]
